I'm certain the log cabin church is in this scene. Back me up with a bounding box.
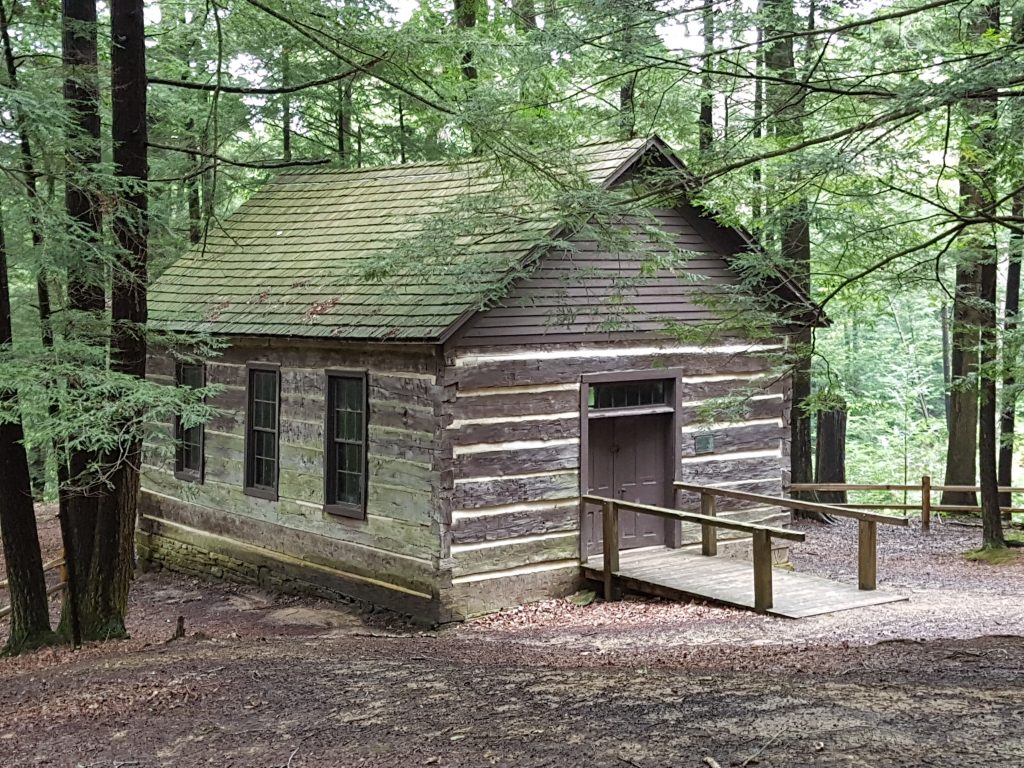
[140,136,812,623]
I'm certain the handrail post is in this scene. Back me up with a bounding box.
[752,529,773,611]
[601,499,620,601]
[700,492,717,556]
[921,475,931,532]
[858,519,877,591]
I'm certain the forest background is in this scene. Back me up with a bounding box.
[1,0,1021,653]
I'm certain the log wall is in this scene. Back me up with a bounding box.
[138,338,450,622]
[437,341,792,618]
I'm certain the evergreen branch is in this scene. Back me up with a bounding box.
[148,61,374,96]
[696,0,967,59]
[818,222,968,310]
[241,0,456,116]
[147,141,330,170]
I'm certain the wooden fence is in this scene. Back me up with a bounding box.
[0,555,65,621]
[790,478,1024,531]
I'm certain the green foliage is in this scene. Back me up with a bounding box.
[3,0,1024,503]
[964,546,1019,564]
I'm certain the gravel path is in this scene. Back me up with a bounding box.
[0,510,1021,767]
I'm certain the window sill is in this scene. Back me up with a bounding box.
[325,503,366,521]
[588,405,675,419]
[174,470,203,484]
[244,486,279,502]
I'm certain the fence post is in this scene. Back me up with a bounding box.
[700,492,718,556]
[752,529,774,611]
[602,499,620,601]
[921,475,931,533]
[858,520,877,591]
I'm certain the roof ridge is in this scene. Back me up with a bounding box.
[274,137,654,178]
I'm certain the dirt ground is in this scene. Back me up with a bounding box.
[1,510,1022,768]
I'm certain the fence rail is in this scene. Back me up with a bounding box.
[790,477,1024,531]
[0,554,65,621]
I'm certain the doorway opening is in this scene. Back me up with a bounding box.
[581,374,680,557]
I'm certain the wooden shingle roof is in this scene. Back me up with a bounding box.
[149,139,652,341]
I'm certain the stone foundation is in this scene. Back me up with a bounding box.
[137,517,450,626]
[441,566,583,620]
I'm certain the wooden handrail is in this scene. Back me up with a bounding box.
[583,494,805,611]
[671,483,901,595]
[581,494,805,541]
[673,483,909,527]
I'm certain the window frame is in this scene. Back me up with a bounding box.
[244,362,281,502]
[323,369,369,520]
[173,361,206,483]
[585,378,674,419]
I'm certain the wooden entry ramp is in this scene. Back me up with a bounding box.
[582,485,910,618]
[582,547,906,618]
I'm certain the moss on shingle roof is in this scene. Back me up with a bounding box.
[149,139,652,341]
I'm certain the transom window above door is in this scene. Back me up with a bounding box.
[588,380,670,412]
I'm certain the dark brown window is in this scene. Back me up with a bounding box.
[174,362,205,482]
[588,380,668,410]
[325,373,367,519]
[245,365,280,500]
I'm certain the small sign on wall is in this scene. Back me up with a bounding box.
[694,432,715,455]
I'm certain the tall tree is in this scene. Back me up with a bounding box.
[0,205,54,655]
[763,0,815,509]
[454,0,478,83]
[970,1,1004,549]
[86,0,151,638]
[60,0,106,645]
[998,8,1024,508]
[698,2,715,153]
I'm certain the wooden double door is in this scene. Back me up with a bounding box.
[585,412,672,556]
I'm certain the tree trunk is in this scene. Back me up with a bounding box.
[764,0,817,516]
[942,262,980,507]
[940,303,952,430]
[815,406,848,505]
[999,191,1022,509]
[85,0,151,641]
[281,49,292,162]
[698,4,714,153]
[751,1,764,223]
[512,0,536,30]
[618,21,636,140]
[979,255,1005,548]
[59,0,106,646]
[0,207,55,655]
[970,1,1003,547]
[454,0,478,82]
[336,76,353,165]
[942,4,1001,511]
[998,11,1024,509]
[397,96,407,164]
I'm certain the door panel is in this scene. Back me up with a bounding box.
[586,412,670,554]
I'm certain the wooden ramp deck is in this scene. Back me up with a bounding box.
[582,547,907,619]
